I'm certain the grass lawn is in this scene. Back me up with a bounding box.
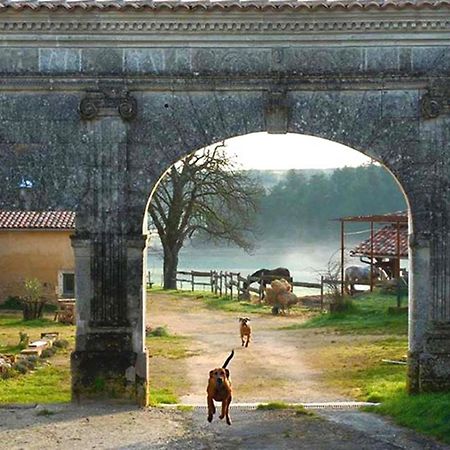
[281,291,408,335]
[367,392,450,444]
[0,311,75,404]
[280,291,450,444]
[150,287,308,315]
[146,327,195,405]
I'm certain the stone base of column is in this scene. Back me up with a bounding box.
[407,351,420,394]
[418,322,450,392]
[71,349,149,406]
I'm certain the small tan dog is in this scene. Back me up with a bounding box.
[239,317,251,347]
[207,350,234,425]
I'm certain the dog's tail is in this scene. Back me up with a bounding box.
[222,350,235,368]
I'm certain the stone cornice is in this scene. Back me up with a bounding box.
[0,1,449,44]
[0,0,450,13]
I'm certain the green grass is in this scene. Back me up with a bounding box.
[146,328,193,405]
[0,365,71,403]
[149,387,179,406]
[367,392,450,444]
[152,287,308,315]
[282,292,407,335]
[257,402,315,416]
[314,336,407,401]
[146,334,193,359]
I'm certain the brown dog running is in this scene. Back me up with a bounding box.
[239,317,251,347]
[207,350,234,425]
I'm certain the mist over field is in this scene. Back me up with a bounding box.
[147,165,407,293]
[147,237,363,295]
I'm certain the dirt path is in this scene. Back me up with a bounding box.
[1,404,448,450]
[148,293,352,404]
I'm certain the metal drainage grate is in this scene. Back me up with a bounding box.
[159,401,379,411]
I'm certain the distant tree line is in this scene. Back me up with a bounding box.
[256,164,407,241]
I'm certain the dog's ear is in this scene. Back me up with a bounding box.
[225,368,230,379]
[238,317,243,322]
[209,370,214,377]
[245,317,250,322]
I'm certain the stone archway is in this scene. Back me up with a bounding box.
[0,1,449,404]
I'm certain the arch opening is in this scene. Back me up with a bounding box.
[143,132,411,406]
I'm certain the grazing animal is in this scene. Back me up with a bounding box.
[345,265,387,295]
[207,350,234,426]
[239,318,251,347]
[243,267,291,298]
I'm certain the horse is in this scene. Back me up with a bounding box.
[243,267,291,298]
[344,265,387,295]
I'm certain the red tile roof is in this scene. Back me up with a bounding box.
[0,211,75,230]
[351,223,408,258]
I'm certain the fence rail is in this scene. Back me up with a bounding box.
[174,270,339,309]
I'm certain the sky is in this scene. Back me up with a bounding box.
[223,133,373,170]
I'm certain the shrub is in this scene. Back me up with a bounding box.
[53,339,69,349]
[146,326,170,337]
[0,366,16,380]
[0,296,22,310]
[22,278,47,321]
[40,348,56,359]
[14,362,28,374]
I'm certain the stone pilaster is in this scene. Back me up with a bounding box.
[71,88,148,406]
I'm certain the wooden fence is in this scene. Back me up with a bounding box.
[175,270,339,309]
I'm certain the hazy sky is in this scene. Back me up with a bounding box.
[224,133,373,170]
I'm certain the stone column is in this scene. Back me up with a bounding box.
[407,227,431,393]
[419,191,450,392]
[71,87,148,405]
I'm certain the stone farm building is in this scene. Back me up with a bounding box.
[0,211,75,303]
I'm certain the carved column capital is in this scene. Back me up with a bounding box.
[79,87,137,121]
[420,80,450,120]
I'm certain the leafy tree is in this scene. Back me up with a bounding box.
[148,144,262,289]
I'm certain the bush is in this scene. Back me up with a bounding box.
[0,366,16,380]
[40,348,56,358]
[22,278,47,321]
[146,326,170,337]
[0,296,22,310]
[14,362,28,374]
[53,339,69,349]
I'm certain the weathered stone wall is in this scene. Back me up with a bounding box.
[0,3,449,402]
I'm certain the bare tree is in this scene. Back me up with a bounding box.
[148,143,262,289]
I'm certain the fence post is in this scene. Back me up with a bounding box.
[191,271,195,292]
[237,272,241,300]
[210,271,214,293]
[320,275,324,311]
[219,271,223,297]
[230,273,234,300]
[214,272,219,295]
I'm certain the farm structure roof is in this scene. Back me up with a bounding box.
[0,211,75,230]
[350,223,408,259]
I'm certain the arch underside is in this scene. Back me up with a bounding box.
[0,5,449,403]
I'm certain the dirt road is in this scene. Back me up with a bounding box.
[148,293,356,404]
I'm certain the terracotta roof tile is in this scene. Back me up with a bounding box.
[0,211,75,230]
[351,223,408,258]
